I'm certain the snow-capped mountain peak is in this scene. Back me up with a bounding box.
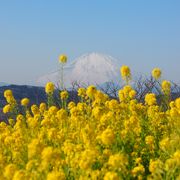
[37,52,121,88]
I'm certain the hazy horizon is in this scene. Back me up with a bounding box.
[0,1,180,85]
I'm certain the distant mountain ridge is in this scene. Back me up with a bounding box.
[0,85,46,108]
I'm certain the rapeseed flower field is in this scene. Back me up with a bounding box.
[0,57,180,180]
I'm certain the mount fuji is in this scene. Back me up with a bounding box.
[37,52,121,88]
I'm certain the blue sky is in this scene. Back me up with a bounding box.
[0,0,180,85]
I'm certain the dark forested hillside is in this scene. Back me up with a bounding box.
[0,85,46,107]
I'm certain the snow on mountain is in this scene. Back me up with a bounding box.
[0,82,9,87]
[37,52,121,88]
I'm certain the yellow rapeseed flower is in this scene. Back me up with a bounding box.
[13,170,26,180]
[129,89,136,99]
[41,147,53,161]
[131,164,145,177]
[6,96,16,104]
[39,103,47,113]
[3,104,11,114]
[152,68,161,80]
[175,97,180,109]
[60,90,69,100]
[79,149,97,170]
[21,98,30,106]
[48,106,58,115]
[4,89,13,98]
[145,135,154,147]
[145,93,157,106]
[104,172,119,180]
[149,159,163,173]
[86,85,97,99]
[47,170,66,180]
[161,80,171,95]
[108,153,128,169]
[101,128,115,146]
[68,101,76,110]
[159,137,170,151]
[78,88,86,98]
[45,82,55,94]
[31,104,39,115]
[59,54,67,63]
[4,164,17,179]
[120,65,131,82]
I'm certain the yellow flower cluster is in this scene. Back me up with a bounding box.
[60,90,69,100]
[120,65,131,83]
[161,80,171,95]
[59,54,67,64]
[21,98,30,106]
[151,67,171,98]
[145,93,157,106]
[45,82,55,94]
[0,67,180,179]
[118,85,136,102]
[3,104,11,114]
[3,89,18,115]
[152,68,161,80]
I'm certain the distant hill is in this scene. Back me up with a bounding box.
[0,85,46,120]
[0,84,81,121]
[0,85,46,108]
